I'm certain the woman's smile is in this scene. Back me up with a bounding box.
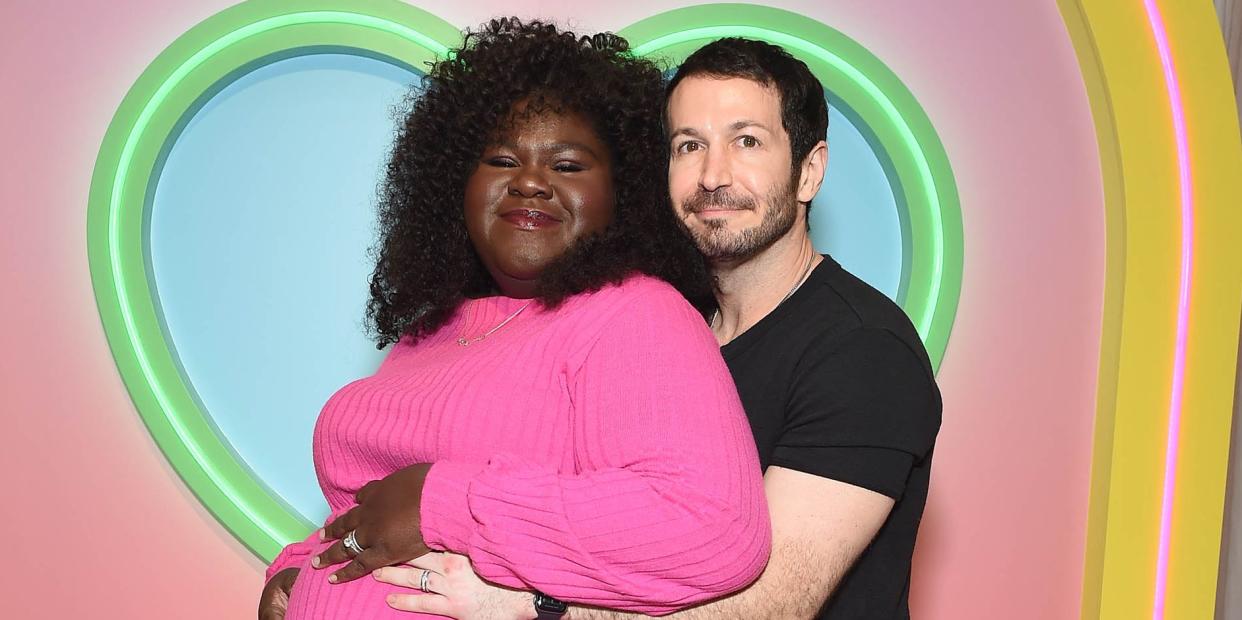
[499,207,564,230]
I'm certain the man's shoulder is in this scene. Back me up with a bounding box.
[814,259,915,329]
[788,258,928,364]
[760,259,942,486]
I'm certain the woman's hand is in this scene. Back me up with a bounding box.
[258,567,299,619]
[373,552,535,619]
[313,462,434,584]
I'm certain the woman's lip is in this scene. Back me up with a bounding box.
[500,209,563,229]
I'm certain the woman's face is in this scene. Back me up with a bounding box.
[464,107,615,298]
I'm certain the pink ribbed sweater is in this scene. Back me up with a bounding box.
[267,275,770,619]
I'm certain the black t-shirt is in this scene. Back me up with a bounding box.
[721,255,942,620]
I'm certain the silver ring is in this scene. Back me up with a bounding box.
[419,569,432,593]
[342,529,365,556]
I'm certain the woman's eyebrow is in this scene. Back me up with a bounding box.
[489,140,596,153]
[545,142,602,158]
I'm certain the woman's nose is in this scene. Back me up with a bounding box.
[508,168,552,199]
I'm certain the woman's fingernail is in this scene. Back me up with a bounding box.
[311,557,320,568]
[328,574,338,584]
[318,529,325,540]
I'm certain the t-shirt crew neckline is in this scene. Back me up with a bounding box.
[720,254,840,357]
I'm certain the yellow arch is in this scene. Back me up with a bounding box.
[1059,1,1242,617]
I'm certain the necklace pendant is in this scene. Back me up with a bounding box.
[456,301,530,348]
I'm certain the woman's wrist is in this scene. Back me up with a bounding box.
[418,460,486,551]
[265,565,300,585]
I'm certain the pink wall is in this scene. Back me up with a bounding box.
[0,1,1103,617]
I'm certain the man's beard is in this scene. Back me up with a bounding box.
[678,178,799,262]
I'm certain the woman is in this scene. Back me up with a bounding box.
[258,19,770,619]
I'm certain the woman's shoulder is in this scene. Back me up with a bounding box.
[557,274,715,371]
[568,273,700,318]
[557,274,711,352]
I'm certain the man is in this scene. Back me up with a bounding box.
[377,38,942,619]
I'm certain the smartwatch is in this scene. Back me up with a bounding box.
[533,591,568,619]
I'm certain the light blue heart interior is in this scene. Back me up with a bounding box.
[149,52,902,524]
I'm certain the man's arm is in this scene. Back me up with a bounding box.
[375,467,894,618]
[572,465,893,620]
[376,466,892,619]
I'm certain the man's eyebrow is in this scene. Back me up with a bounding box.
[729,120,773,132]
[668,122,772,139]
[669,127,702,140]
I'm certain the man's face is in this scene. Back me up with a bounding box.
[667,76,799,262]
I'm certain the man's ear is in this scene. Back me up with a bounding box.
[795,140,828,203]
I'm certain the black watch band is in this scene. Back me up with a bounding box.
[533,591,568,619]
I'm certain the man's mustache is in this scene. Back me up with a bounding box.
[681,189,756,214]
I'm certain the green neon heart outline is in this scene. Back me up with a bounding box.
[87,0,962,560]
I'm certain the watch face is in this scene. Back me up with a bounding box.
[535,594,569,613]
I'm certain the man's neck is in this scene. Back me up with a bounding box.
[711,226,821,346]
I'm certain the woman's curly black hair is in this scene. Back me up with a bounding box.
[366,18,713,348]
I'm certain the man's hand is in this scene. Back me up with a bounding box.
[373,552,534,619]
[313,462,434,584]
[258,567,299,620]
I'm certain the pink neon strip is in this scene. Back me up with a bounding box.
[1144,1,1194,618]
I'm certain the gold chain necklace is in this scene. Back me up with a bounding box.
[711,254,817,329]
[457,301,532,347]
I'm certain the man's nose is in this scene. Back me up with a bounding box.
[699,148,732,192]
[509,167,552,199]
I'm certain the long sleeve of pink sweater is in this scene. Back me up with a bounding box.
[273,276,769,619]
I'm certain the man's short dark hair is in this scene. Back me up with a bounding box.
[668,38,829,207]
